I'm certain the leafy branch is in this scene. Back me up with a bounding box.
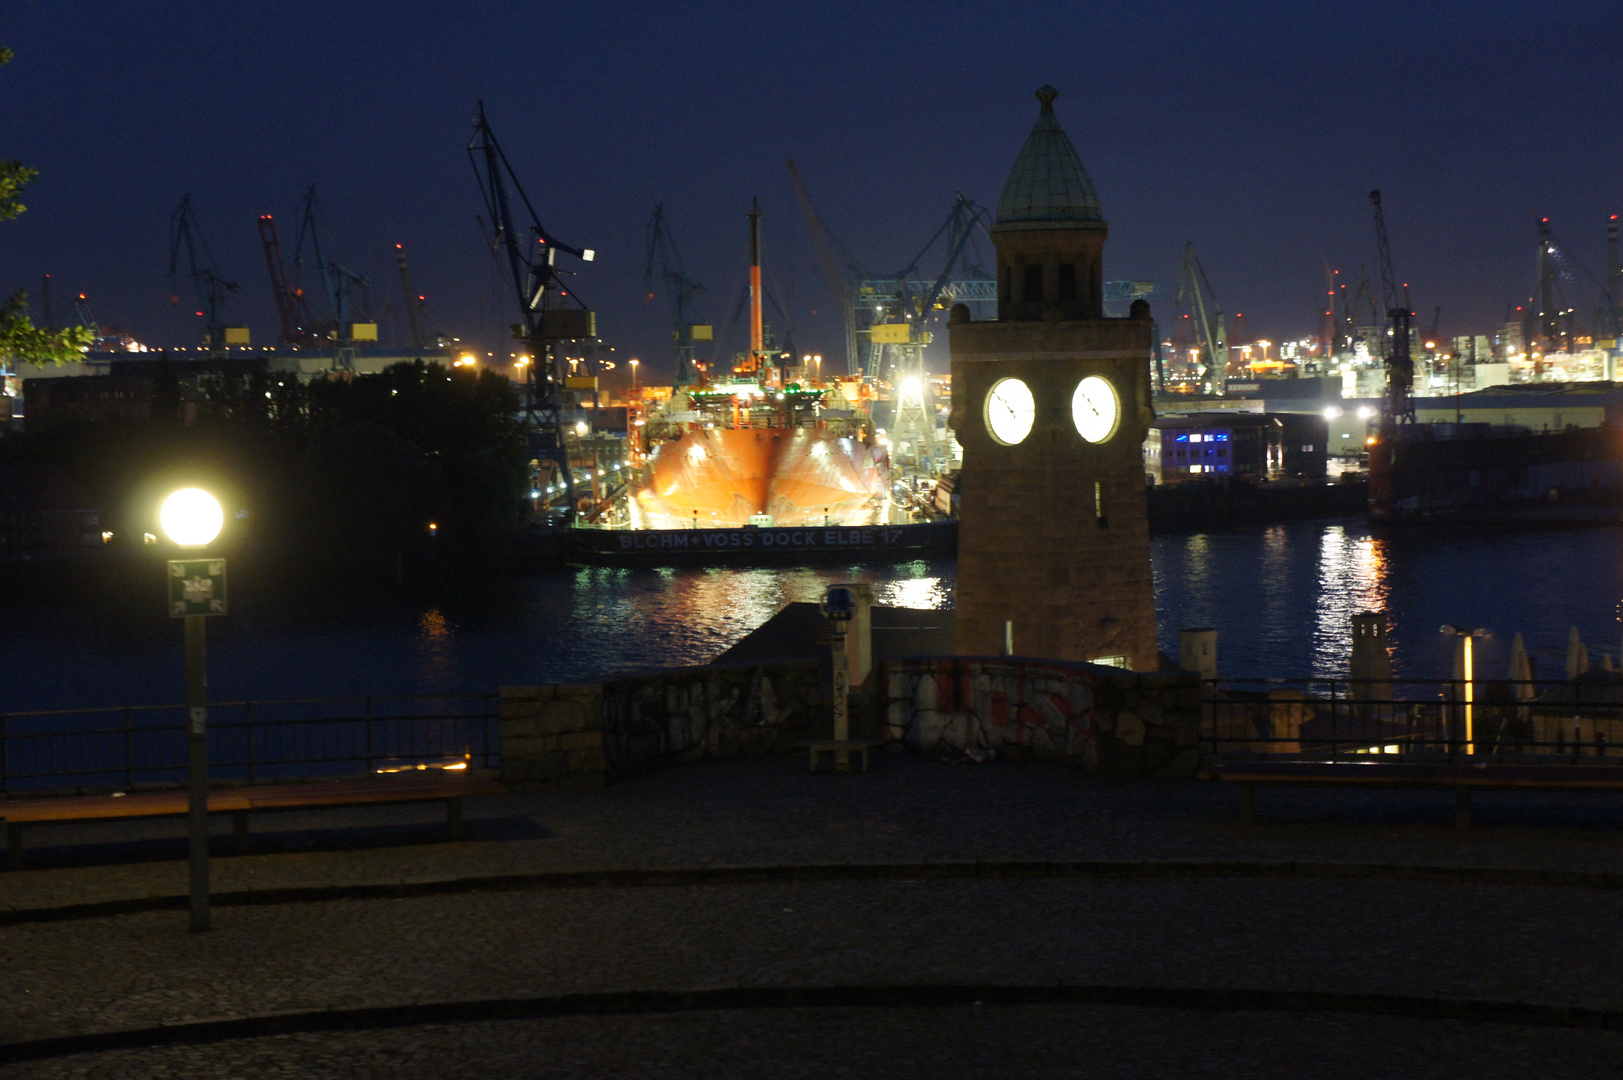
[1,291,94,365]
[1,46,90,364]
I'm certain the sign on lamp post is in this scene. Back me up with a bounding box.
[161,488,225,933]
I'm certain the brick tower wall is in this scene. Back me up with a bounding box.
[949,315,1159,670]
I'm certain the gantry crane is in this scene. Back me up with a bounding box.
[644,203,708,386]
[1174,242,1229,395]
[168,194,240,351]
[467,101,597,519]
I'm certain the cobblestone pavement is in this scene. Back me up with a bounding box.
[9,755,1623,912]
[14,1006,1623,1079]
[5,756,1623,1075]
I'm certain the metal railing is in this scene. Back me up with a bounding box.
[1202,677,1623,761]
[0,693,499,794]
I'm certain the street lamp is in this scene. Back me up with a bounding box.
[1440,625,1493,755]
[630,357,639,393]
[161,487,226,932]
[822,585,855,769]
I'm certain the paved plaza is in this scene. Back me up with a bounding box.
[4,754,1623,1076]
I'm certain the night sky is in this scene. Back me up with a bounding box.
[2,1,1620,384]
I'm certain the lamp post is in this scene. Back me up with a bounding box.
[822,586,854,768]
[1440,625,1492,755]
[161,487,226,932]
[630,357,639,394]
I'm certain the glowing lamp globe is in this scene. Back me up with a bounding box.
[160,488,224,547]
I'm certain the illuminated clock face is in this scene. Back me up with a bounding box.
[984,377,1035,446]
[1072,375,1120,443]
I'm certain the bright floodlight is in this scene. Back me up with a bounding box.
[160,488,223,547]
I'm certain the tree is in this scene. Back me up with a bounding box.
[1,46,94,365]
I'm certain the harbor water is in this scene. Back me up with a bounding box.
[3,522,1621,711]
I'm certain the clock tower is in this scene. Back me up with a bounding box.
[948,86,1158,670]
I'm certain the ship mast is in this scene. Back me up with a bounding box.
[748,198,764,372]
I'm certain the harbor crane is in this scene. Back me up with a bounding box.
[787,159,865,375]
[168,194,240,351]
[866,194,994,474]
[1370,189,1414,427]
[257,213,319,347]
[292,184,374,368]
[1604,215,1622,343]
[643,203,709,387]
[1529,216,1617,356]
[394,243,431,351]
[1173,242,1229,395]
[467,101,597,519]
[1367,188,1416,519]
[788,159,999,383]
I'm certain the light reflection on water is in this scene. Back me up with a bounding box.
[1152,523,1622,682]
[8,525,1623,708]
[1310,527,1389,677]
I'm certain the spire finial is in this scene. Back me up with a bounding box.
[1035,85,1058,113]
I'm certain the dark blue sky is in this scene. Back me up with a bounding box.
[2,1,1619,382]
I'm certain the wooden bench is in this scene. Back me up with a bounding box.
[1213,760,1623,829]
[0,771,505,869]
[796,739,887,773]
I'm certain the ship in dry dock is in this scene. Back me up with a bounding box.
[569,200,953,565]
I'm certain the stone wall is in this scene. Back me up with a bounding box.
[599,661,826,781]
[882,656,1201,779]
[500,656,1199,789]
[500,661,827,790]
[496,683,607,792]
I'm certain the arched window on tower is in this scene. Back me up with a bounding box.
[1024,264,1044,304]
[1057,264,1078,304]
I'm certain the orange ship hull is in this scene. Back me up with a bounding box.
[631,427,888,529]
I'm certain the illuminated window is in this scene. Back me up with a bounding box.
[1092,655,1129,669]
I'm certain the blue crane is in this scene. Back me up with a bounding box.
[292,184,372,367]
[168,194,240,351]
[644,203,708,386]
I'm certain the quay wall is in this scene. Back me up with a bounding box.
[499,656,1200,790]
